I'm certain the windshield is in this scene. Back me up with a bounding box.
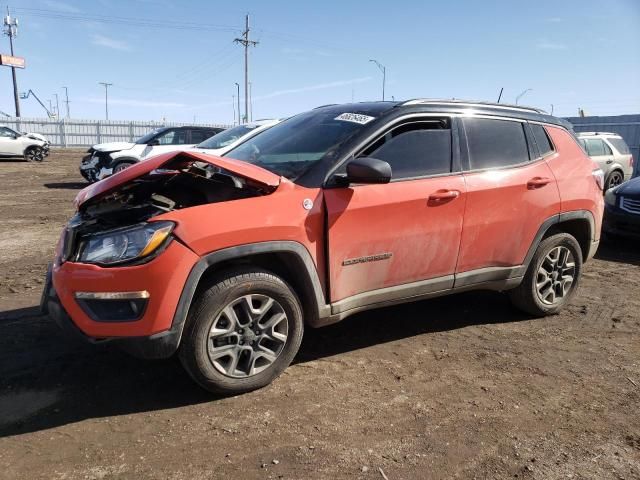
[197,124,258,150]
[135,128,167,144]
[224,110,375,179]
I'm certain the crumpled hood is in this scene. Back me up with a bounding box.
[24,132,49,143]
[92,141,135,152]
[74,150,282,209]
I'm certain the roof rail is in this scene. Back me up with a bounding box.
[313,104,338,109]
[576,131,619,136]
[401,98,547,114]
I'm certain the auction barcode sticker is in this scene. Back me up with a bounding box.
[334,113,376,125]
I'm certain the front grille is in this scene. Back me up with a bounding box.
[620,196,640,215]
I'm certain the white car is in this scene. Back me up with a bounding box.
[80,125,224,182]
[577,132,634,190]
[191,119,280,157]
[0,125,49,161]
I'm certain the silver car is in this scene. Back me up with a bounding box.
[577,132,634,190]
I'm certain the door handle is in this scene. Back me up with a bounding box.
[527,177,552,189]
[428,189,460,202]
[606,160,613,164]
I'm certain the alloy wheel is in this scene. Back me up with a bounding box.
[207,294,289,378]
[607,172,623,189]
[536,246,575,305]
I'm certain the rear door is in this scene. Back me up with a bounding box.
[583,138,613,175]
[324,116,467,304]
[456,117,561,283]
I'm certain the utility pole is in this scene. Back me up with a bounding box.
[234,14,258,123]
[62,86,70,118]
[99,82,112,119]
[54,93,60,119]
[497,87,504,103]
[369,59,386,101]
[234,82,241,124]
[3,7,20,117]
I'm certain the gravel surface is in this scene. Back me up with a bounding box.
[0,150,639,479]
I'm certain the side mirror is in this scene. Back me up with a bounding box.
[343,157,392,185]
[11,134,19,139]
[148,139,160,146]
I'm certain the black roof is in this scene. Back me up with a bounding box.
[313,99,571,130]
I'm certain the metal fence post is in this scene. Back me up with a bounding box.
[96,121,101,144]
[59,119,67,147]
[129,122,134,142]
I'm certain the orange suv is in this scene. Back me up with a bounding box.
[43,100,604,394]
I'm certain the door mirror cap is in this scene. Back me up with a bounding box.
[147,139,160,146]
[344,157,392,185]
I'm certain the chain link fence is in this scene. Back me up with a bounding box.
[2,117,231,147]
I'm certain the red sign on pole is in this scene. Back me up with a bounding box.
[0,54,25,69]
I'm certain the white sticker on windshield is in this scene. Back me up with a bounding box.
[334,113,376,125]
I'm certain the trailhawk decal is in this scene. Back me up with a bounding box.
[342,252,393,266]
[334,113,376,125]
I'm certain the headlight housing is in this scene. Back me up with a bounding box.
[604,187,618,207]
[76,221,174,266]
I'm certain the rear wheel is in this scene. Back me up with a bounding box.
[605,170,624,190]
[509,233,583,316]
[179,268,304,394]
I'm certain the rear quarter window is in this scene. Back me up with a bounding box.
[530,124,555,157]
[607,137,631,155]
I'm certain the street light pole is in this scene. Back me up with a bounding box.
[99,82,112,119]
[515,88,532,105]
[235,82,241,124]
[369,59,386,101]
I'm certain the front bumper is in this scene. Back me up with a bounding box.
[46,240,200,358]
[603,204,640,239]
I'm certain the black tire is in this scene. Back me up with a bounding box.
[113,161,135,173]
[179,268,304,395]
[605,170,624,191]
[24,146,43,162]
[509,233,583,316]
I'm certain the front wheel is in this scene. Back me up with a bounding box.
[179,268,304,394]
[509,233,583,316]
[24,146,43,162]
[113,161,135,173]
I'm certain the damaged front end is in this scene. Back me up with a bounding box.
[61,151,281,266]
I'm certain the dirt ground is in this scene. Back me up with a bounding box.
[0,150,639,480]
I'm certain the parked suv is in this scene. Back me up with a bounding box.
[577,132,634,190]
[44,100,604,394]
[80,125,225,182]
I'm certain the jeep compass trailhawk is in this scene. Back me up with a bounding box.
[43,100,604,394]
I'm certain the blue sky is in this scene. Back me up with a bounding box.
[4,0,640,123]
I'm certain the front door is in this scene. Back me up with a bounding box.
[324,117,466,304]
[141,128,189,159]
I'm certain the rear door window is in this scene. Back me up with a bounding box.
[190,130,213,144]
[463,118,530,169]
[584,138,609,156]
[358,119,452,179]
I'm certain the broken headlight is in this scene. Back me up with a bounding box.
[76,221,174,265]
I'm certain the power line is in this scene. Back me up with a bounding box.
[234,14,258,124]
[13,7,239,32]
